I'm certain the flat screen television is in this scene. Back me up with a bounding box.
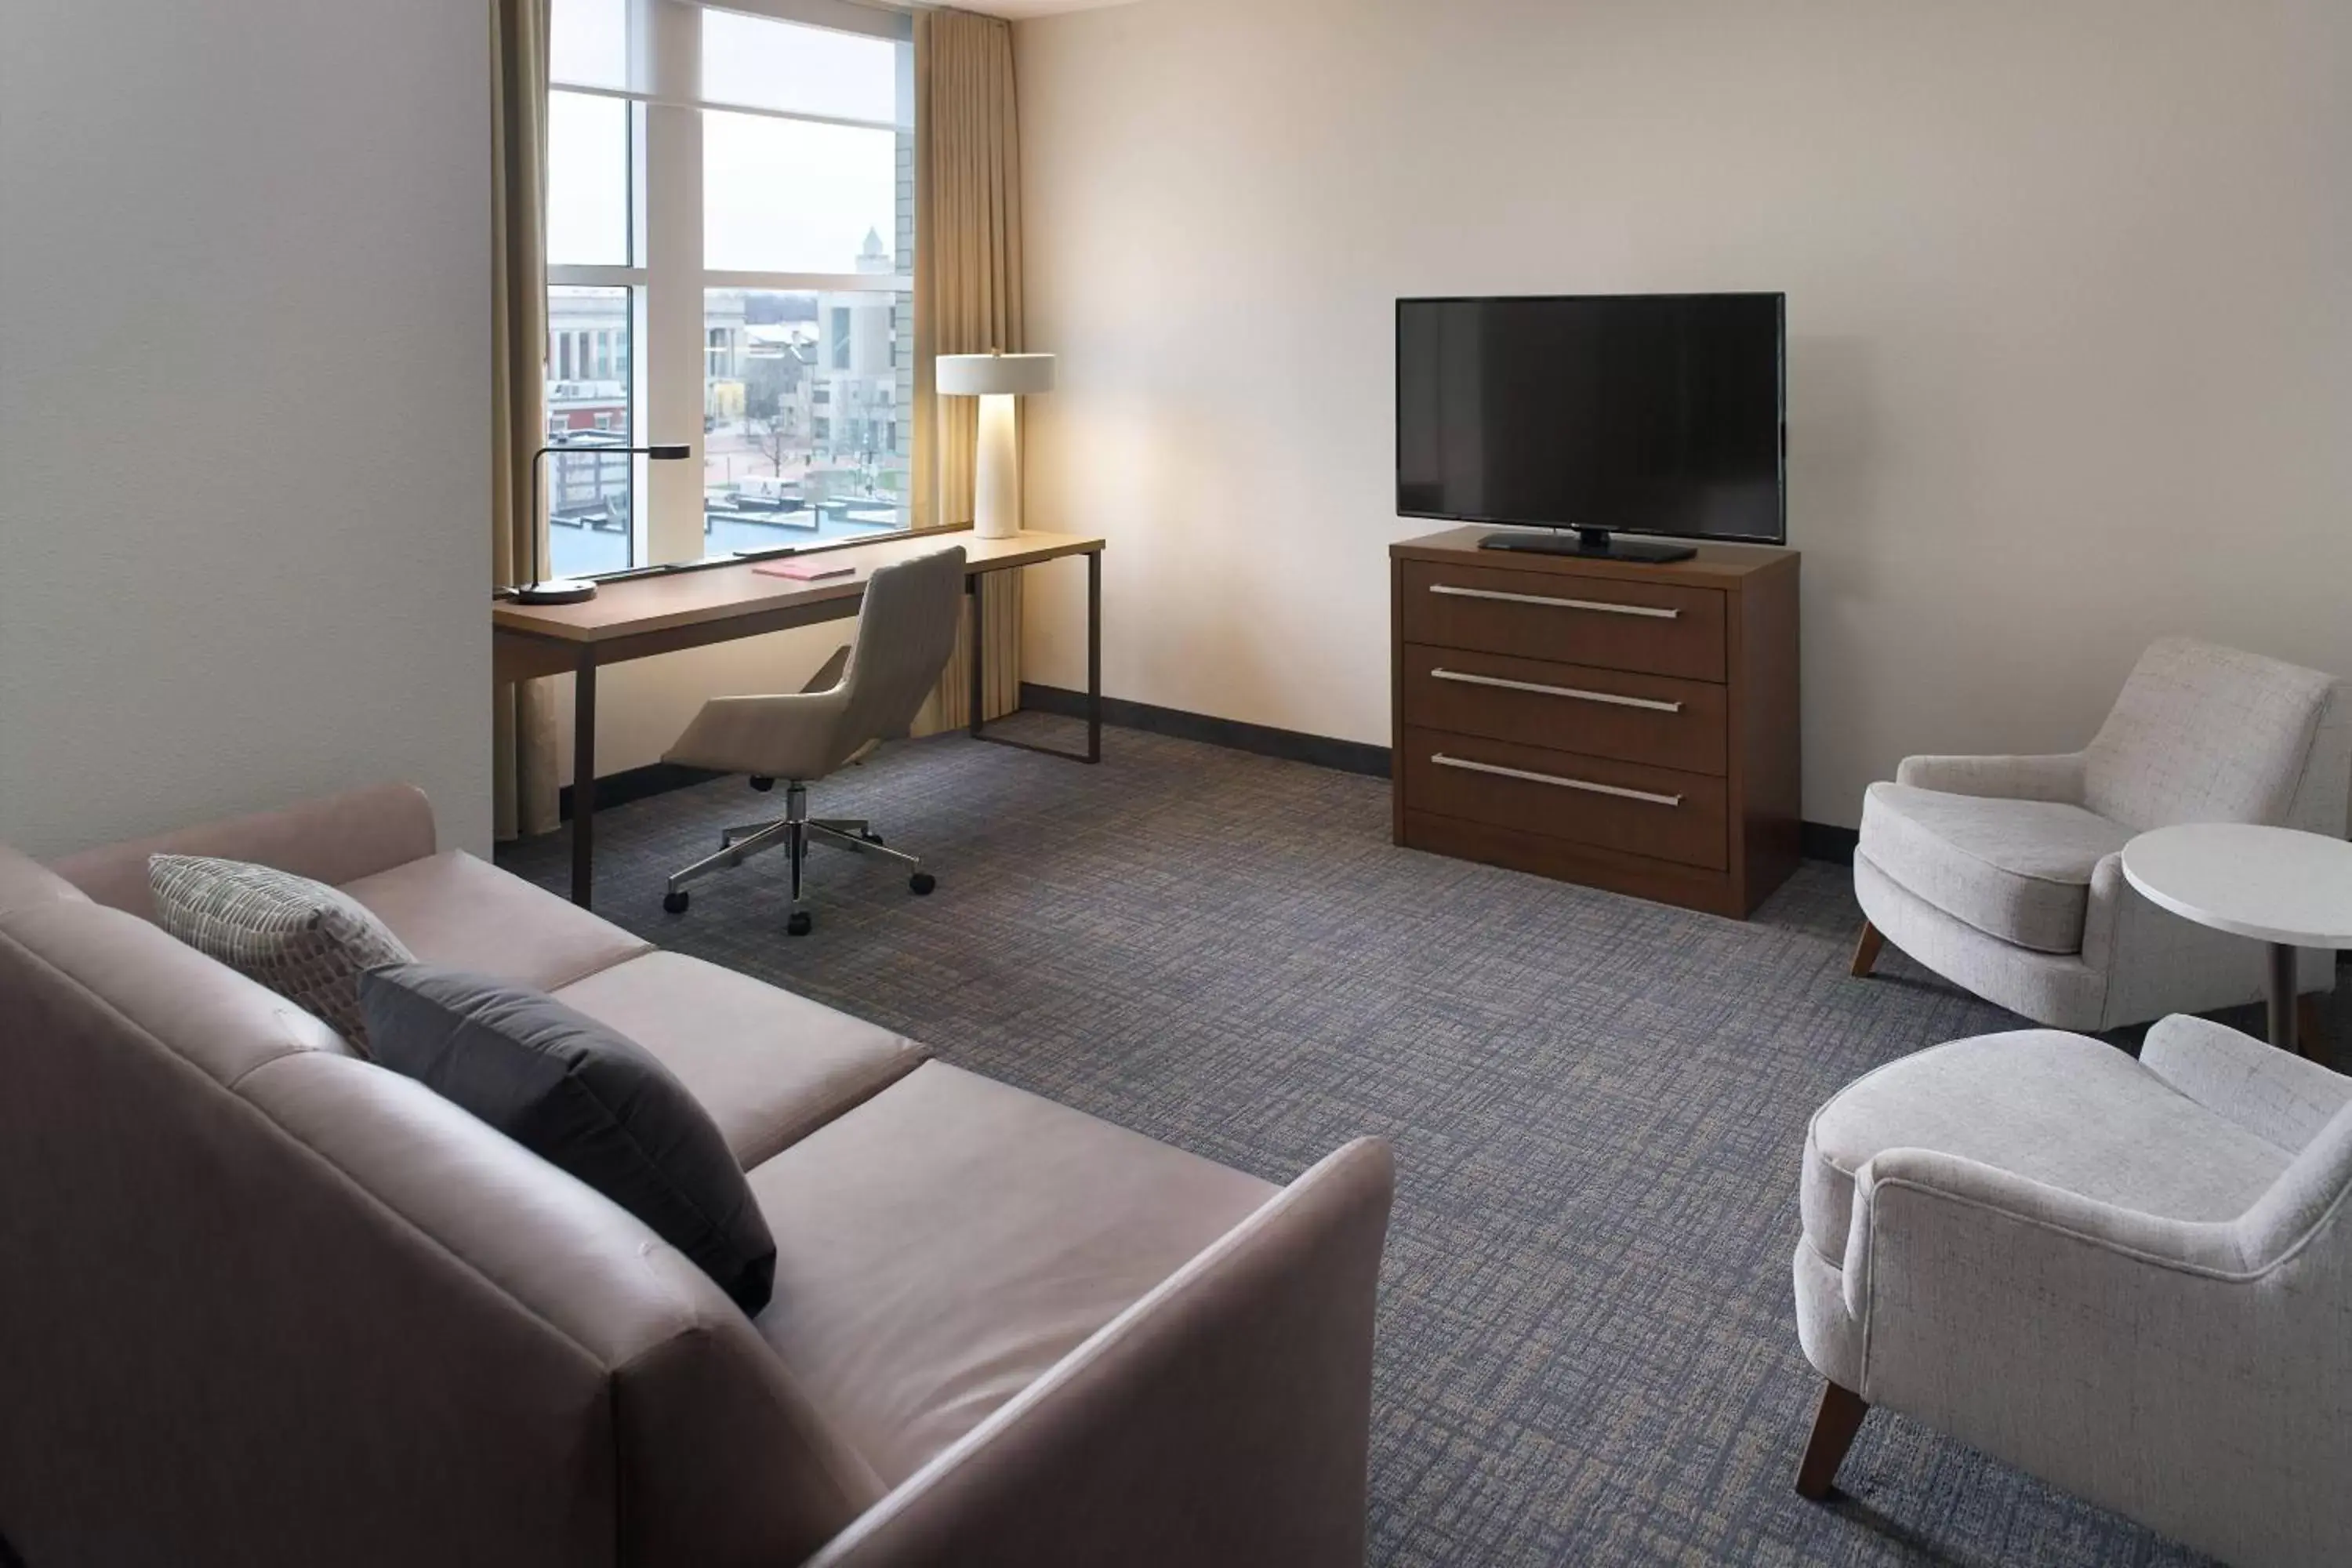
[1396,292,1785,562]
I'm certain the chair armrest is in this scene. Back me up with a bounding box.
[47,783,438,920]
[807,1138,1396,1568]
[1893,752,2085,801]
[802,644,852,694]
[1841,1142,2345,1543]
[2141,1014,2352,1154]
[1845,1145,2251,1323]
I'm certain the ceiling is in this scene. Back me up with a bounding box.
[956,0,1142,17]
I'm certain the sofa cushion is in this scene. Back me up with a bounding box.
[339,850,649,993]
[361,963,779,1315]
[1802,1029,2291,1272]
[1859,782,2132,953]
[551,953,923,1168]
[0,846,90,917]
[150,855,413,1054]
[746,1061,1278,1485]
[0,896,352,1083]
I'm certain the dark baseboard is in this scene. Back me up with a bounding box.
[558,761,725,823]
[1018,683,1392,778]
[1800,822,1860,865]
[560,690,1861,867]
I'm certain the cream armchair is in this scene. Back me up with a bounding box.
[1852,637,2349,1033]
[1793,1015,2352,1565]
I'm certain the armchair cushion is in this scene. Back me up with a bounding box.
[1858,783,2132,953]
[2140,1012,2352,1155]
[2083,636,2336,831]
[1802,1029,2288,1272]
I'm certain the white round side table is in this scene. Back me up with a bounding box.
[2120,822,2352,1058]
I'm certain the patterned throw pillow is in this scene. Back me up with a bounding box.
[147,855,414,1055]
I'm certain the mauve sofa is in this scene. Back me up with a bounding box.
[0,784,1393,1568]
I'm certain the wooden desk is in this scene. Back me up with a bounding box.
[495,528,1104,907]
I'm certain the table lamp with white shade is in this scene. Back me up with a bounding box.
[937,350,1054,539]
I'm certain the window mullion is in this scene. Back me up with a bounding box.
[640,0,706,566]
[703,269,909,293]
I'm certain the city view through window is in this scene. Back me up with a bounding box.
[545,0,913,580]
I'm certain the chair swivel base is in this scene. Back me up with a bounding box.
[660,781,934,935]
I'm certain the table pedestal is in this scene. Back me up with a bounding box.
[2267,942,2298,1053]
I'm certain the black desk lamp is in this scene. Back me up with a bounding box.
[517,435,692,604]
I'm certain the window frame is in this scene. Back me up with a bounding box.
[546,0,922,573]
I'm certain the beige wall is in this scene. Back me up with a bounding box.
[1014,0,2352,828]
[0,1,494,857]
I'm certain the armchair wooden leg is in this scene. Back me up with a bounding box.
[1795,1381,1868,1500]
[1850,921,1885,979]
[2300,993,2328,1066]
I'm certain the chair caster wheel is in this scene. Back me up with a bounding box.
[861,831,885,845]
[909,873,936,895]
[750,776,775,793]
[662,891,689,915]
[786,910,813,936]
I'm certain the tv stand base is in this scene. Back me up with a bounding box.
[1477,528,1697,564]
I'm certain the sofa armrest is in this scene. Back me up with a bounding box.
[47,784,439,920]
[1893,752,2086,801]
[2141,1014,2352,1154]
[1845,1145,2250,1324]
[806,1138,1396,1568]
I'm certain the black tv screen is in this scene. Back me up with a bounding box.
[1396,293,1785,545]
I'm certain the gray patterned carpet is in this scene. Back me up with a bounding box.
[499,716,2337,1566]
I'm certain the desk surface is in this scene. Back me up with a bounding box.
[494,528,1103,646]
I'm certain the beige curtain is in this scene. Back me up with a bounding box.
[491,0,563,839]
[915,8,1025,729]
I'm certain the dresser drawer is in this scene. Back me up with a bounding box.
[1399,644,1727,775]
[1399,726,1728,870]
[1399,561,1726,681]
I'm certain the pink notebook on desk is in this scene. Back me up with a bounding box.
[753,558,856,581]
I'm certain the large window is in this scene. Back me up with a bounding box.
[546,0,913,579]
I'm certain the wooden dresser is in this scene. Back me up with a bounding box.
[1389,528,1801,918]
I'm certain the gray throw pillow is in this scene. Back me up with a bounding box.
[148,855,412,1054]
[359,963,778,1316]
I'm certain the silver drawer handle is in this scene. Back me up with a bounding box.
[1430,666,1682,713]
[1428,583,1679,620]
[1431,752,1682,808]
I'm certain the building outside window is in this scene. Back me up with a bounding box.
[545,0,914,579]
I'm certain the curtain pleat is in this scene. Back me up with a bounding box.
[915,9,1025,731]
[491,0,562,839]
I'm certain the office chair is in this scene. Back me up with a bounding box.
[659,545,966,936]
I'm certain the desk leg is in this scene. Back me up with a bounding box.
[966,555,1102,765]
[572,651,597,909]
[1087,548,1102,764]
[968,575,985,739]
[2268,941,2298,1054]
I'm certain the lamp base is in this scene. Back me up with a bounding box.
[514,578,599,605]
[971,392,1021,539]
